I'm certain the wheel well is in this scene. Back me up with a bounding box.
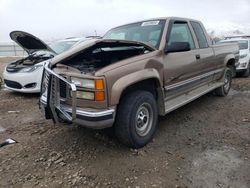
[119,78,165,115]
[120,79,159,98]
[226,58,236,77]
[226,58,235,68]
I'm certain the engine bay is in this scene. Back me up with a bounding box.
[6,52,54,73]
[58,43,153,73]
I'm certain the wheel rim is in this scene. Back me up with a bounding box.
[223,72,230,92]
[135,103,153,137]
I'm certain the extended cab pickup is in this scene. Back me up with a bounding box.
[40,17,239,148]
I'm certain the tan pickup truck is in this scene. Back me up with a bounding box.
[40,17,239,148]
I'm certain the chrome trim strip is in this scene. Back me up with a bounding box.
[164,68,224,91]
[165,82,224,114]
[40,95,47,104]
[61,106,115,118]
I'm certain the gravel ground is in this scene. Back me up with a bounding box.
[0,57,249,188]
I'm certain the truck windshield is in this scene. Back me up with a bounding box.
[103,20,166,49]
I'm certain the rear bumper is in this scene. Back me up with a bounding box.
[39,65,115,129]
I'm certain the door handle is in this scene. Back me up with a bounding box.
[196,54,201,59]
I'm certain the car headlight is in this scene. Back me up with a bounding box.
[70,77,105,101]
[240,62,247,68]
[240,54,247,59]
[76,91,95,100]
[19,64,43,73]
[71,77,95,89]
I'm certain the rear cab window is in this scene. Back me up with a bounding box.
[190,21,209,48]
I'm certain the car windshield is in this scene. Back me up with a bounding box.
[103,20,166,49]
[219,40,248,50]
[49,40,78,54]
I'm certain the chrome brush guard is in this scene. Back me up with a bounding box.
[41,65,77,123]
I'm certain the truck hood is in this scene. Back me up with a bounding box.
[10,31,56,55]
[51,38,156,66]
[50,39,157,75]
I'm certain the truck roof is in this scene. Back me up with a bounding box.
[109,17,202,30]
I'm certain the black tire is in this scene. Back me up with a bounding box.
[242,66,250,77]
[0,77,2,89]
[215,68,232,97]
[229,65,236,78]
[114,90,158,148]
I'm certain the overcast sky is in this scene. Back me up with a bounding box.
[1,0,250,42]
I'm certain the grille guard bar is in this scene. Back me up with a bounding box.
[44,65,77,123]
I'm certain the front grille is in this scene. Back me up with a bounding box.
[59,79,67,98]
[41,70,50,94]
[41,65,77,122]
[42,69,67,99]
[4,79,22,89]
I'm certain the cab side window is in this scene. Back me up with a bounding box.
[167,22,195,49]
[191,21,209,48]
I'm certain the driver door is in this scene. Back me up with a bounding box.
[163,20,201,98]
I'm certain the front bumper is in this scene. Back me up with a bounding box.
[236,59,249,71]
[39,65,115,129]
[3,68,43,93]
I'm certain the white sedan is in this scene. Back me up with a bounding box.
[3,31,86,93]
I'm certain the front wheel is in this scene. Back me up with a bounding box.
[215,68,232,97]
[114,90,158,148]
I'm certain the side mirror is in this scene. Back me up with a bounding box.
[166,42,191,53]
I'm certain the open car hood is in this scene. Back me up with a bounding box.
[51,38,157,65]
[10,31,56,54]
[96,39,157,51]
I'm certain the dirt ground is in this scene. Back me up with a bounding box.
[0,57,249,188]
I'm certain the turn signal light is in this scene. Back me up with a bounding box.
[95,79,104,90]
[95,91,105,101]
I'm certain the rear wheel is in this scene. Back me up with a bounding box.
[215,68,232,97]
[114,90,158,148]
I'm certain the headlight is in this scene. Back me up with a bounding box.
[70,77,105,101]
[19,64,43,73]
[240,54,247,59]
[240,62,247,68]
[76,91,95,100]
[71,77,95,89]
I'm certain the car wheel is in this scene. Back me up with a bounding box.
[215,68,232,97]
[115,90,158,148]
[229,65,236,78]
